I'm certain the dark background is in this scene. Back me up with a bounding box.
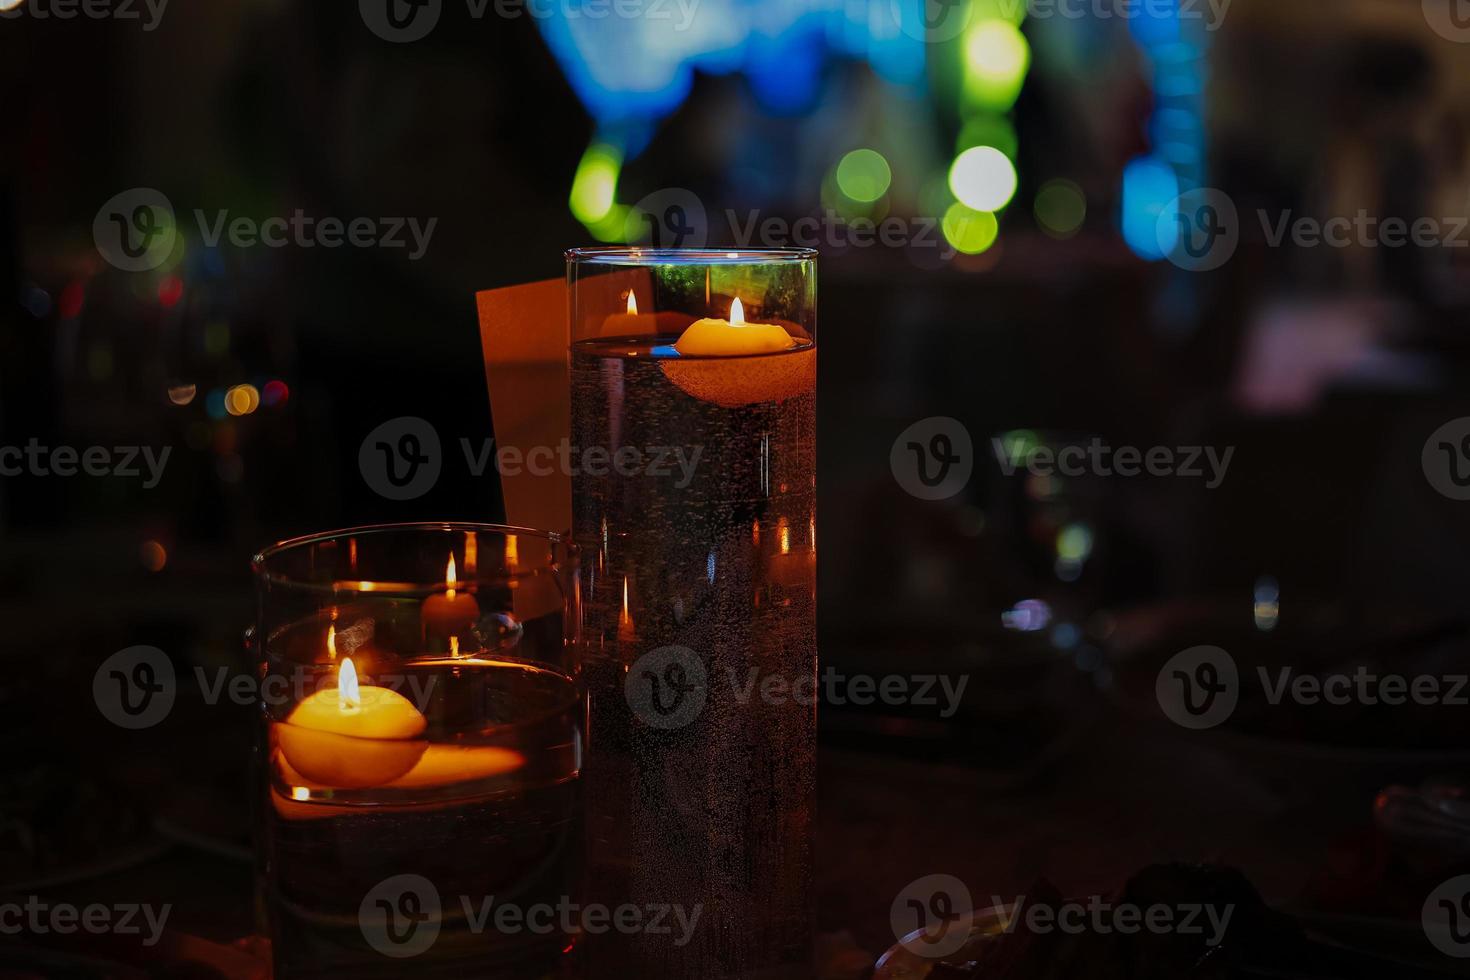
[4,0,1470,974]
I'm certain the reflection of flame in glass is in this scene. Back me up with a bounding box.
[619,577,634,639]
[504,534,517,570]
[464,532,478,575]
[327,625,337,661]
[778,518,791,555]
[340,658,361,710]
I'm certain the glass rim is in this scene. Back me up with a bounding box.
[252,521,570,589]
[565,246,817,265]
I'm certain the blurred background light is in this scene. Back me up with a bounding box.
[835,148,893,203]
[1121,156,1180,261]
[942,204,1000,255]
[963,19,1031,111]
[570,143,624,228]
[949,146,1018,213]
[1034,179,1086,239]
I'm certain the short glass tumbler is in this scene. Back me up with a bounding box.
[251,523,583,979]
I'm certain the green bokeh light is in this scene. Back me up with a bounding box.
[1034,179,1087,239]
[942,203,1000,255]
[834,148,893,204]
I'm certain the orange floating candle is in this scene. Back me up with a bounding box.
[663,297,815,407]
[674,297,795,356]
[276,657,428,789]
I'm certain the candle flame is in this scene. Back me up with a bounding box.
[450,635,460,658]
[445,553,457,600]
[730,296,745,326]
[327,625,337,661]
[339,657,361,710]
[627,292,638,315]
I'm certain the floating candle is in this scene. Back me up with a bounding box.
[276,658,428,789]
[674,297,796,356]
[422,554,480,643]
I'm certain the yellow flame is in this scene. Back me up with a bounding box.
[291,786,310,801]
[445,553,457,600]
[627,292,638,315]
[327,625,337,661]
[450,635,460,658]
[778,518,791,555]
[505,534,519,569]
[730,296,745,326]
[340,657,361,710]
